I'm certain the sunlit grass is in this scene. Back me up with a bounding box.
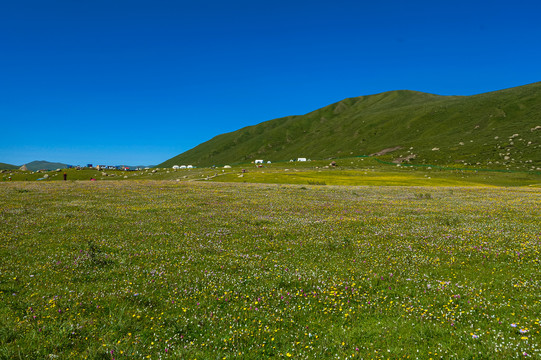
[3,156,540,187]
[1,181,540,358]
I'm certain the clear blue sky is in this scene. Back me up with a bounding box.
[1,0,540,166]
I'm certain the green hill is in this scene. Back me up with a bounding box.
[159,82,541,170]
[23,161,68,171]
[0,162,19,170]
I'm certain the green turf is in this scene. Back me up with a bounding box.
[3,157,541,188]
[1,181,540,358]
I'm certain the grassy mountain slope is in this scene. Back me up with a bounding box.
[24,161,68,171]
[159,82,541,170]
[0,162,19,170]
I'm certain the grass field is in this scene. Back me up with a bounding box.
[2,157,541,188]
[1,180,540,359]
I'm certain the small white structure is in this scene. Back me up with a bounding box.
[172,165,180,169]
[179,165,187,169]
[297,158,307,162]
[187,165,194,169]
[267,161,272,164]
[254,159,264,164]
[223,165,232,168]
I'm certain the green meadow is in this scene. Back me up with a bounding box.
[3,157,541,187]
[1,179,540,359]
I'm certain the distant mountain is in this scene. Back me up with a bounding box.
[0,162,18,170]
[159,82,541,170]
[23,161,68,171]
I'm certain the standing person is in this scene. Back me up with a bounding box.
[63,172,67,181]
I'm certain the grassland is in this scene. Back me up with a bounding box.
[1,180,540,359]
[4,157,540,188]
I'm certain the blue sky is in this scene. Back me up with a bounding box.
[1,0,540,166]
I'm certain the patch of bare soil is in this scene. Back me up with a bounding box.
[370,146,402,156]
[392,154,416,164]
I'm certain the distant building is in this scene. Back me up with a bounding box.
[297,158,307,162]
[254,159,264,164]
[172,165,180,169]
